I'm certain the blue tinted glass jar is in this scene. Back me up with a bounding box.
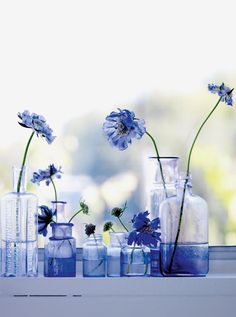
[121,245,150,277]
[160,175,209,276]
[0,166,38,277]
[44,223,76,277]
[107,232,127,277]
[83,234,106,277]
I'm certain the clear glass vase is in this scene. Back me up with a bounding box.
[148,157,179,218]
[82,234,106,277]
[120,244,150,277]
[0,166,38,277]
[44,223,76,277]
[160,175,209,276]
[107,232,127,277]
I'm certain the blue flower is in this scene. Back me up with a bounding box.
[208,83,234,106]
[128,211,161,247]
[31,164,62,186]
[18,110,56,144]
[38,205,55,236]
[103,108,146,150]
[85,223,96,237]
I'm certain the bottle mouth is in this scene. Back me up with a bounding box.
[51,201,67,204]
[149,156,180,160]
[51,222,73,227]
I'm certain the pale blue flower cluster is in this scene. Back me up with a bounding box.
[103,108,146,150]
[128,211,161,247]
[31,164,62,186]
[208,83,233,106]
[18,110,56,144]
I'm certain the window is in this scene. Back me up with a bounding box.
[0,1,235,246]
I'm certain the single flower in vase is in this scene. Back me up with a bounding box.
[83,223,107,277]
[121,211,161,276]
[166,83,234,275]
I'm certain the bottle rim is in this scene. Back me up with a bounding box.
[149,156,180,160]
[50,222,73,227]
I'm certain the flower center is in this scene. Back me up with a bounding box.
[116,121,128,135]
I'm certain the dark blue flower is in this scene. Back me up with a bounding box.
[208,83,234,106]
[38,205,55,236]
[103,108,146,150]
[31,164,62,186]
[85,223,96,237]
[18,110,56,144]
[128,211,161,247]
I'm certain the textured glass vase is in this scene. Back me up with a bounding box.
[107,232,127,277]
[82,234,106,277]
[160,175,209,276]
[120,245,150,277]
[44,222,76,277]
[148,157,179,218]
[0,167,38,277]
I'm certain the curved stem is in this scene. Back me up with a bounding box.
[168,96,222,273]
[68,208,82,223]
[118,217,129,232]
[50,177,58,202]
[17,132,35,193]
[145,131,168,198]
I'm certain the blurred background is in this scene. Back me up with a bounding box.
[0,0,236,246]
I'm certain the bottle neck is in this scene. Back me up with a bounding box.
[149,157,179,185]
[13,166,27,193]
[87,234,103,243]
[52,201,67,222]
[51,223,73,239]
[176,177,193,196]
[109,232,127,246]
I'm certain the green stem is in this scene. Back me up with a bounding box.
[145,131,168,198]
[17,132,35,193]
[118,217,129,232]
[50,177,58,202]
[68,208,82,223]
[168,96,222,273]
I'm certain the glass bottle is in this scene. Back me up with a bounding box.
[0,166,38,277]
[160,175,209,276]
[52,200,67,223]
[44,223,76,277]
[147,157,179,218]
[107,232,127,277]
[120,244,150,277]
[82,234,106,277]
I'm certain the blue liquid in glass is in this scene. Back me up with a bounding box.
[44,256,76,277]
[150,249,162,277]
[161,243,209,276]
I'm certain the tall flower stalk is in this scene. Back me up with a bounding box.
[168,83,234,273]
[103,108,168,199]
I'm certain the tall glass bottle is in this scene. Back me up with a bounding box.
[0,167,38,277]
[148,157,179,218]
[160,175,209,276]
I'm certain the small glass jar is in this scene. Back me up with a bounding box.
[107,232,127,277]
[83,234,106,277]
[120,244,150,277]
[44,223,76,277]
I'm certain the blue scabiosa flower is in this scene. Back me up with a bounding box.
[18,110,56,144]
[103,108,146,150]
[38,205,55,236]
[31,164,62,186]
[208,83,234,106]
[128,211,161,247]
[85,223,96,237]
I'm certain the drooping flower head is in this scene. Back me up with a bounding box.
[80,201,89,215]
[128,211,161,247]
[103,221,114,232]
[103,108,146,150]
[18,110,56,144]
[31,164,62,186]
[85,223,96,237]
[38,205,55,236]
[208,83,234,106]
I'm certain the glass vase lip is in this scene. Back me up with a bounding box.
[149,156,180,160]
[50,222,73,227]
[51,200,67,204]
